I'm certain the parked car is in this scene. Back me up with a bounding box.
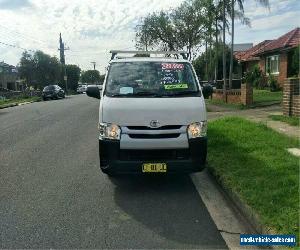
[86,50,213,176]
[42,85,65,101]
[76,84,87,94]
[87,84,102,92]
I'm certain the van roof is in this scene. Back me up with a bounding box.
[110,57,190,64]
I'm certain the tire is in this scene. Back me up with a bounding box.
[100,166,115,177]
[42,97,46,101]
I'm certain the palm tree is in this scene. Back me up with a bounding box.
[228,0,270,89]
[222,0,227,99]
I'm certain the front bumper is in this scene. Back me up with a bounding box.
[99,137,207,174]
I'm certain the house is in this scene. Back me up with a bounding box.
[233,43,253,52]
[234,40,272,74]
[0,61,24,91]
[235,27,300,87]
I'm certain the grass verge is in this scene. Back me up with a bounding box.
[0,96,41,108]
[207,117,299,236]
[253,89,282,105]
[269,115,299,127]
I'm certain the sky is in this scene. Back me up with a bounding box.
[0,0,299,73]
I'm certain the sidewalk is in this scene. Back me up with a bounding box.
[207,104,299,139]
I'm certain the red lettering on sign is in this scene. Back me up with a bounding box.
[162,63,184,70]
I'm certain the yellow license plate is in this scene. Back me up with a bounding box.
[142,163,167,173]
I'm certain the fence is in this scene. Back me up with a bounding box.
[0,89,42,99]
[212,83,253,105]
[199,79,242,89]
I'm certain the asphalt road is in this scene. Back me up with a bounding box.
[0,95,227,249]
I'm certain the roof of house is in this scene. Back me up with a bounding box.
[233,43,253,52]
[234,40,272,62]
[234,27,300,62]
[254,27,300,55]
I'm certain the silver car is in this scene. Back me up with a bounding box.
[76,84,87,94]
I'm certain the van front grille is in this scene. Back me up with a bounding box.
[128,133,180,139]
[126,125,182,130]
[120,149,189,161]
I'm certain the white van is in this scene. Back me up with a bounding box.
[87,51,212,176]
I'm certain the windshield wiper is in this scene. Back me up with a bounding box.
[132,91,158,96]
[107,91,158,97]
[159,91,200,97]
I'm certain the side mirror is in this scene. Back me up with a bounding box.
[86,86,100,99]
[202,84,213,99]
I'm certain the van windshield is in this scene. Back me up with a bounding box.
[105,62,200,97]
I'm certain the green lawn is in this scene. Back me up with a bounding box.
[269,115,299,127]
[253,89,282,105]
[0,96,41,107]
[207,117,299,236]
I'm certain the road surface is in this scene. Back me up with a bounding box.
[0,95,227,249]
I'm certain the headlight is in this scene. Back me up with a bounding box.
[98,123,121,140]
[187,121,207,138]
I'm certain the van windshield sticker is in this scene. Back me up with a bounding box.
[161,63,184,70]
[120,87,133,94]
[164,83,188,90]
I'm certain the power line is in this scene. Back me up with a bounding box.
[0,24,49,46]
[0,25,58,55]
[0,40,35,52]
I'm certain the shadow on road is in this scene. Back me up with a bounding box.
[112,174,226,247]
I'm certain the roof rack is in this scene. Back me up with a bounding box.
[110,50,189,60]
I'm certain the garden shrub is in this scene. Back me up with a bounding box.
[243,65,266,89]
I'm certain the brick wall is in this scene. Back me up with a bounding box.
[212,84,253,105]
[212,89,225,102]
[241,83,253,105]
[283,78,300,117]
[278,52,288,88]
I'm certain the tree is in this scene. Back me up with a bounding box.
[288,46,300,77]
[33,51,61,89]
[136,11,179,51]
[80,70,101,84]
[18,50,61,89]
[172,0,206,59]
[18,51,35,86]
[193,44,238,82]
[66,65,81,91]
[228,0,269,89]
[136,4,207,57]
[99,74,105,84]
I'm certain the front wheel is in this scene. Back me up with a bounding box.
[100,166,115,177]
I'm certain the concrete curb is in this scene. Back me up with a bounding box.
[206,166,277,236]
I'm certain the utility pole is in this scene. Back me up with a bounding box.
[91,61,96,70]
[58,33,69,93]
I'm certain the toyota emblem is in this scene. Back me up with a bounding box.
[150,120,160,128]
